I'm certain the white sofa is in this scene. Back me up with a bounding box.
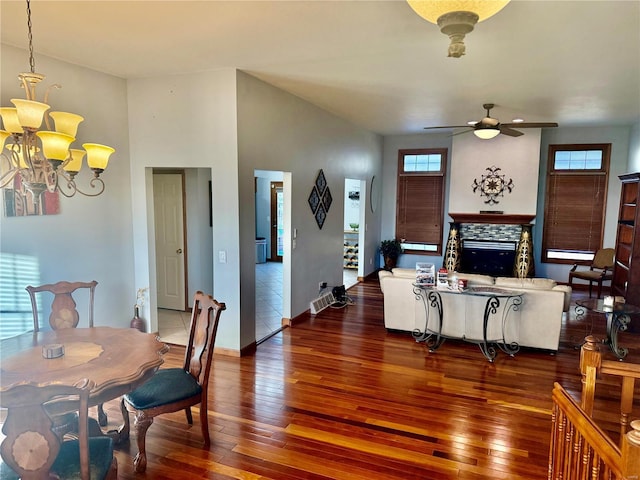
[378,268,572,351]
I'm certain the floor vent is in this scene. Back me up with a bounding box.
[310,292,335,314]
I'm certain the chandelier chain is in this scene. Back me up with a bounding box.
[26,0,35,73]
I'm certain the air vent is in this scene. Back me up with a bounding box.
[310,292,335,314]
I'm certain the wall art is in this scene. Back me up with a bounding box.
[309,169,331,229]
[472,165,514,205]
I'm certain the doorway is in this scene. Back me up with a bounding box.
[255,171,285,342]
[154,168,213,345]
[343,178,363,289]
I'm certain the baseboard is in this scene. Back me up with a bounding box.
[214,345,244,357]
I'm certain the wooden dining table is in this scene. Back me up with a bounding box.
[0,326,168,443]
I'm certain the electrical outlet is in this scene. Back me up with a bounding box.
[319,281,327,290]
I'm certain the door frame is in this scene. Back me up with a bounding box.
[270,181,283,262]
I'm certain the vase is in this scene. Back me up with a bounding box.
[130,305,146,332]
[444,222,462,272]
[513,224,535,278]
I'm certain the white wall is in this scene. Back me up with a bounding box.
[628,123,640,172]
[127,70,382,352]
[449,130,541,215]
[127,69,240,350]
[184,168,214,300]
[236,71,383,349]
[0,45,135,328]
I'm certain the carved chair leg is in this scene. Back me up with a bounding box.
[200,403,210,448]
[98,402,108,426]
[185,406,193,425]
[133,412,154,473]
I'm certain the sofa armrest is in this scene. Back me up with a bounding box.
[378,270,393,293]
[552,284,573,312]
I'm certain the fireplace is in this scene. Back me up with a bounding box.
[445,213,535,278]
[460,240,517,277]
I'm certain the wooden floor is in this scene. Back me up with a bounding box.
[103,277,640,479]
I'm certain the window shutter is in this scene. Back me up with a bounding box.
[396,175,443,245]
[544,173,606,254]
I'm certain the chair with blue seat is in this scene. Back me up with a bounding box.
[122,291,226,473]
[26,280,108,430]
[0,379,118,480]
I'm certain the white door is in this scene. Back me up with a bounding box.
[154,173,186,310]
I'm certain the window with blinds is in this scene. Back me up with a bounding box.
[542,144,611,263]
[396,149,447,255]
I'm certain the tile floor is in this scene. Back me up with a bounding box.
[157,262,359,346]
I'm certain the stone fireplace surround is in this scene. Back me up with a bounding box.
[446,213,536,278]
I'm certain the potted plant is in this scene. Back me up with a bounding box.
[380,239,403,270]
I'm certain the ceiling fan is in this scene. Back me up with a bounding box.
[424,103,558,139]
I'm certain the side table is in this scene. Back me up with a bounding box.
[575,298,640,360]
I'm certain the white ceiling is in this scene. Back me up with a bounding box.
[1,0,639,136]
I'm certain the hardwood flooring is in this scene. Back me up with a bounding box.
[103,278,640,479]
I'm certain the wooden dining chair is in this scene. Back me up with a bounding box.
[0,379,118,480]
[26,280,98,331]
[122,291,226,473]
[568,248,615,298]
[25,280,108,427]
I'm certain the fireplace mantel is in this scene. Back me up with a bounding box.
[449,213,535,225]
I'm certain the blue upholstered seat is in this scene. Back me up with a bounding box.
[124,368,202,409]
[121,291,226,473]
[1,437,114,480]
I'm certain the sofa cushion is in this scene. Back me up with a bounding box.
[449,272,495,286]
[495,277,557,290]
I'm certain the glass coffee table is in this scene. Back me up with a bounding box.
[575,298,640,360]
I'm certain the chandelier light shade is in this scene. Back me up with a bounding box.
[407,0,510,58]
[0,0,115,213]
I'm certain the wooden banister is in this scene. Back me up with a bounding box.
[580,335,640,443]
[549,383,640,479]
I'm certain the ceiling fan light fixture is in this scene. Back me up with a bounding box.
[407,0,511,57]
[473,126,500,140]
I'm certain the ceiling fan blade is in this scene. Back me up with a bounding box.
[423,125,469,130]
[499,127,524,137]
[501,122,558,128]
[450,129,472,137]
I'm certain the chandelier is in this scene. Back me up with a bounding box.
[407,0,510,58]
[0,0,114,213]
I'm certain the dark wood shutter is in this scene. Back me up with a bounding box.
[543,173,607,256]
[396,175,444,246]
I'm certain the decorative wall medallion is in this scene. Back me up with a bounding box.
[315,204,327,229]
[472,165,514,205]
[308,188,320,214]
[322,187,332,211]
[315,169,327,192]
[309,169,331,229]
